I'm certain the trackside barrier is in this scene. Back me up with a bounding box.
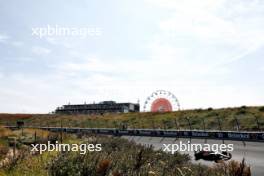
[4,126,264,142]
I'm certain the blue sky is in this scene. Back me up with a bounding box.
[0,0,264,113]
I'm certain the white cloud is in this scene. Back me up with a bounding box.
[45,37,74,49]
[53,57,114,77]
[0,33,9,43]
[217,43,264,66]
[46,37,57,45]
[11,41,24,47]
[16,57,34,62]
[144,0,264,69]
[147,1,264,45]
[145,0,225,11]
[31,46,51,55]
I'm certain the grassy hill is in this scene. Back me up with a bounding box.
[1,106,264,131]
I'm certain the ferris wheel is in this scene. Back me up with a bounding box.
[143,90,180,112]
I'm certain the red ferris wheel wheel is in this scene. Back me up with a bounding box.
[143,90,180,112]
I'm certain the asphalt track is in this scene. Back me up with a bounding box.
[123,136,264,176]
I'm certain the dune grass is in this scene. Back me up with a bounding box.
[0,134,252,176]
[1,106,263,131]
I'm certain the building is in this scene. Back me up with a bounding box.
[55,101,140,115]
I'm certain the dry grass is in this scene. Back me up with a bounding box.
[21,128,51,139]
[212,159,251,176]
[0,131,253,176]
[0,114,32,121]
[0,127,13,138]
[1,106,263,131]
[47,136,252,176]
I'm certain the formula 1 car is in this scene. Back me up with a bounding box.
[194,150,232,163]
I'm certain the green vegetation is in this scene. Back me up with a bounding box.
[0,126,73,176]
[1,106,264,131]
[47,136,251,176]
[0,130,251,176]
[0,106,260,175]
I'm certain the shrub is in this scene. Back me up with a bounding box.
[0,145,9,160]
[259,106,264,112]
[212,158,251,176]
[47,136,251,176]
[236,109,246,115]
[207,107,213,111]
[48,136,191,176]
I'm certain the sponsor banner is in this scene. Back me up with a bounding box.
[119,130,129,134]
[20,127,264,142]
[227,133,250,139]
[191,131,209,137]
[139,130,152,135]
[98,129,111,133]
[163,131,178,136]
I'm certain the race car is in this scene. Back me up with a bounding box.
[194,150,232,163]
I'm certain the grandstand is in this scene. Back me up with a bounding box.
[55,101,140,115]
